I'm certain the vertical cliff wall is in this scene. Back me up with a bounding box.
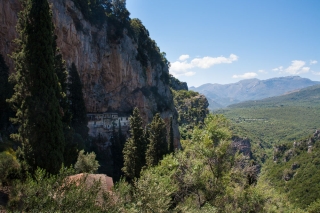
[0,0,180,147]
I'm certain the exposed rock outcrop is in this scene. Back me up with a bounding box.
[0,0,180,147]
[169,74,188,91]
[273,130,320,163]
[231,136,252,157]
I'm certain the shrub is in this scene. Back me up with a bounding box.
[74,150,100,173]
[0,151,20,185]
[8,167,110,212]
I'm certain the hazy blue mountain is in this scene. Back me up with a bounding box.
[190,76,320,110]
[228,84,320,108]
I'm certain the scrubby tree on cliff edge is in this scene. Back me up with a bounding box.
[68,63,89,142]
[122,108,146,181]
[146,113,168,167]
[8,0,65,174]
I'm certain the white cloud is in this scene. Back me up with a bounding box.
[170,54,238,77]
[258,69,267,73]
[232,72,258,79]
[179,54,190,61]
[310,60,318,65]
[273,61,311,75]
[272,66,283,72]
[301,67,310,72]
[190,54,238,69]
[170,60,194,72]
[285,60,305,74]
[312,71,320,76]
[185,71,196,76]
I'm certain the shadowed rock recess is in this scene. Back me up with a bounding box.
[0,0,180,147]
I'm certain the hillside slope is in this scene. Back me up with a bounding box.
[217,84,320,162]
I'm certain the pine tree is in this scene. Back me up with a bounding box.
[8,0,65,174]
[122,108,146,180]
[0,54,13,130]
[52,37,78,167]
[146,113,168,167]
[111,120,125,182]
[68,63,89,142]
[168,117,174,153]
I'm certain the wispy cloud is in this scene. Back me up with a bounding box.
[232,72,257,79]
[273,60,310,75]
[272,66,283,72]
[179,55,190,61]
[310,60,318,65]
[170,54,238,77]
[258,69,267,74]
[285,60,309,74]
[312,71,320,76]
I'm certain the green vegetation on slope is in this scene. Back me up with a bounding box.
[172,89,209,140]
[261,131,320,209]
[216,85,320,161]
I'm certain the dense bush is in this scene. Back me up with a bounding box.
[75,150,100,173]
[0,151,20,185]
[8,167,111,212]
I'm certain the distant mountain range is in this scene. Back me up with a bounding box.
[228,84,320,109]
[189,76,320,110]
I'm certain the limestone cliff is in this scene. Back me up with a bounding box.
[0,0,180,147]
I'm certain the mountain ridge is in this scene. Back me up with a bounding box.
[190,76,320,110]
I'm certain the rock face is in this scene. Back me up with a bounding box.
[231,136,252,157]
[169,75,188,91]
[0,0,180,147]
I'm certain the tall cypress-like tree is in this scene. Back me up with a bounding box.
[8,0,65,174]
[53,39,78,166]
[111,120,126,182]
[68,63,89,142]
[146,113,168,167]
[168,117,174,153]
[0,54,13,130]
[122,108,146,181]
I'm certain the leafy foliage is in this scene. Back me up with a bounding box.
[0,151,20,185]
[75,150,100,174]
[145,113,168,167]
[107,114,300,212]
[261,133,320,209]
[172,89,209,140]
[8,167,110,212]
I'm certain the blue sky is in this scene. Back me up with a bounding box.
[126,0,320,87]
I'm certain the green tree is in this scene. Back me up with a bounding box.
[8,0,65,174]
[74,150,100,173]
[122,108,146,181]
[111,0,130,24]
[0,54,13,131]
[8,167,111,212]
[68,63,89,142]
[146,113,168,167]
[52,38,78,167]
[111,121,126,182]
[168,116,174,153]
